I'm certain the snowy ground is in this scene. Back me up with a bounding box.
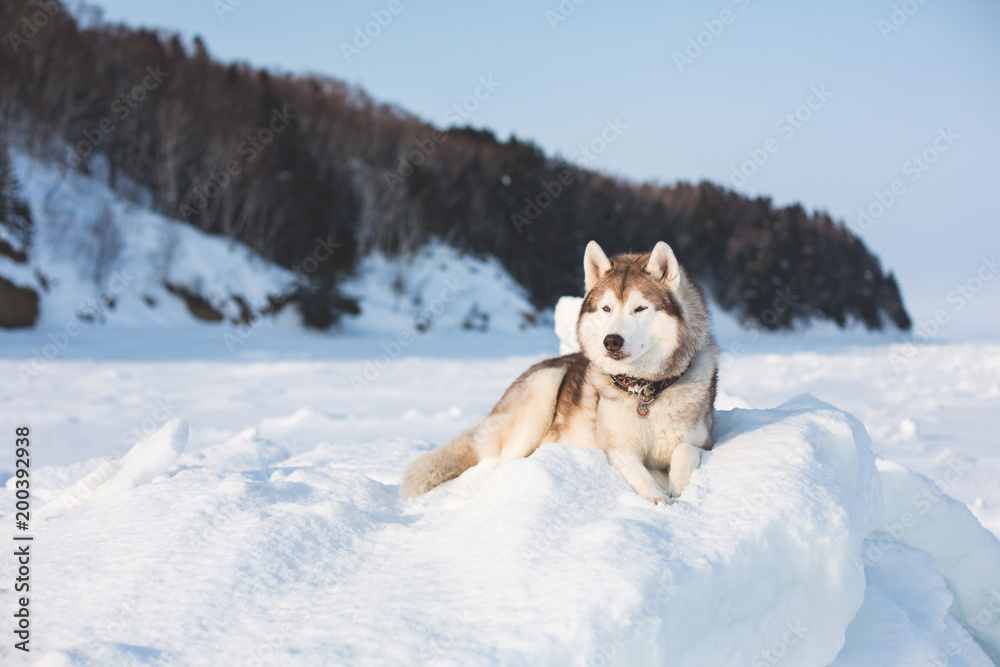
[2,148,999,666]
[1,317,999,665]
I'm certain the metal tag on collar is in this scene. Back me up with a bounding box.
[636,384,654,417]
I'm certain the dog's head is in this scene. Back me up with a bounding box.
[576,241,702,379]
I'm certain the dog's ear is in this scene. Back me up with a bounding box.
[646,241,680,290]
[584,241,611,292]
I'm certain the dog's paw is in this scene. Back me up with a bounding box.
[648,493,672,506]
[666,478,685,499]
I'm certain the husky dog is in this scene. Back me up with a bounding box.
[401,241,719,504]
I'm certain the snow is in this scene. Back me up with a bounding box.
[2,151,540,335]
[0,280,996,666]
[39,418,188,514]
[2,152,1000,665]
[555,296,584,355]
[5,377,998,665]
[832,540,989,667]
[341,242,540,337]
[3,153,298,327]
[0,285,996,666]
[872,461,1000,665]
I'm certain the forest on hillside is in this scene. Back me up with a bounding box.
[0,0,911,331]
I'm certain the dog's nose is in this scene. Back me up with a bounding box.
[603,334,624,352]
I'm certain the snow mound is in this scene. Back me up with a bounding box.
[832,540,993,667]
[17,394,999,665]
[38,418,188,516]
[554,295,584,354]
[872,460,1000,664]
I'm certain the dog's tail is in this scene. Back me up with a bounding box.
[400,429,479,499]
[400,363,569,499]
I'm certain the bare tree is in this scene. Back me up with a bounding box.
[90,203,123,288]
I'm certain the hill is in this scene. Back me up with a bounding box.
[0,149,543,338]
[0,0,911,331]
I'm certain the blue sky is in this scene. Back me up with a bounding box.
[90,0,1000,336]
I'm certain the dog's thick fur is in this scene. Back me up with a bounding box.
[401,241,719,504]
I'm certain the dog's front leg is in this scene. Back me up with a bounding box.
[666,442,703,498]
[606,448,671,505]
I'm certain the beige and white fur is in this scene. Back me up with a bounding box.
[401,241,719,504]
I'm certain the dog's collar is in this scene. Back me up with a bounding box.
[610,361,691,416]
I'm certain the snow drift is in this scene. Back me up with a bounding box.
[10,391,999,665]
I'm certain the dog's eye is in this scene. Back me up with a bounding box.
[634,306,647,313]
[602,305,611,313]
